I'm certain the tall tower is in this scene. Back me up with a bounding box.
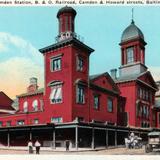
[39,6,94,123]
[119,19,147,77]
[57,6,77,42]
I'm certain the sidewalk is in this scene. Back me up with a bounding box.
[0,146,108,152]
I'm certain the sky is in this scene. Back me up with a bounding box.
[0,6,160,98]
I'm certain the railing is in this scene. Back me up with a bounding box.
[55,32,84,43]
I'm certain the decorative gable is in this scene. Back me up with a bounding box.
[138,71,158,91]
[90,72,120,94]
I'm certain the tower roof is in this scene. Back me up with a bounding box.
[121,20,144,43]
[57,6,77,18]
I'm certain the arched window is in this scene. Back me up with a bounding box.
[32,99,38,111]
[23,101,28,113]
[50,85,62,104]
[48,80,63,104]
[126,47,134,63]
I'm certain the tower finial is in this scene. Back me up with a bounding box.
[131,8,134,24]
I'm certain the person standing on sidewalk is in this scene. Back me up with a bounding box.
[27,140,33,154]
[34,140,41,154]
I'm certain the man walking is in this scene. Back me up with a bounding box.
[35,140,41,154]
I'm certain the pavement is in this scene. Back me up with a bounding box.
[0,146,157,155]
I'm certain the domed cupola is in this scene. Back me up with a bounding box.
[56,6,77,42]
[121,20,144,43]
[119,19,147,78]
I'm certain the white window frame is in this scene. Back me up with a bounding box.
[50,85,62,104]
[32,99,38,111]
[50,55,62,72]
[94,95,99,110]
[6,121,11,127]
[51,117,63,123]
[34,119,39,124]
[107,98,113,113]
[23,101,28,113]
[77,56,83,71]
[76,85,85,104]
[126,47,134,63]
[17,120,25,126]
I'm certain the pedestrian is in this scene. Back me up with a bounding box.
[35,140,41,154]
[27,139,33,154]
[65,140,70,151]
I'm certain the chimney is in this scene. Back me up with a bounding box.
[110,69,117,79]
[27,77,38,93]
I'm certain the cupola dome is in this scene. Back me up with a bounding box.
[121,20,144,42]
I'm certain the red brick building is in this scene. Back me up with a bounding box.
[0,7,158,148]
[112,19,158,128]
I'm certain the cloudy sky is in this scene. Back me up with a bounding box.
[0,6,160,98]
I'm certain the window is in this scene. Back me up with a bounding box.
[146,107,149,119]
[77,57,83,71]
[51,117,63,123]
[107,98,113,112]
[34,119,39,124]
[126,47,134,63]
[17,120,25,126]
[50,85,62,104]
[76,85,85,104]
[136,104,140,117]
[0,122,3,127]
[143,105,147,118]
[23,101,28,113]
[77,117,84,122]
[51,58,61,71]
[140,88,142,99]
[6,121,11,127]
[32,99,38,111]
[142,89,145,100]
[146,91,149,101]
[94,95,99,110]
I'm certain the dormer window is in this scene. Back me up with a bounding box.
[32,99,38,111]
[126,47,134,63]
[23,101,28,113]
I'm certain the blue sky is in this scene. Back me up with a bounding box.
[0,6,160,98]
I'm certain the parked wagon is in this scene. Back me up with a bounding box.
[145,132,160,153]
